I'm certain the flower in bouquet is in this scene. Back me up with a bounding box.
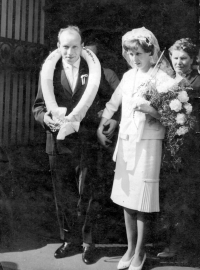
[176,113,186,125]
[176,126,189,136]
[177,90,189,103]
[184,103,192,114]
[169,99,182,112]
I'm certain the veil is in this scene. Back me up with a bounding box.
[122,27,174,77]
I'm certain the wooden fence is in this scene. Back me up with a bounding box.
[0,0,47,146]
[1,0,45,44]
[0,70,38,145]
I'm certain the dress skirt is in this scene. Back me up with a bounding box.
[111,137,162,213]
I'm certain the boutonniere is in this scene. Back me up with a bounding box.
[81,74,88,85]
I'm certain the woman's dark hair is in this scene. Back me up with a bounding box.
[168,38,198,60]
[123,38,154,56]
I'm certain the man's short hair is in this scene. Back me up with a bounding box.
[85,38,99,47]
[58,26,82,43]
[84,37,102,55]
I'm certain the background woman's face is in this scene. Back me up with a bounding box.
[171,49,193,75]
[127,44,151,72]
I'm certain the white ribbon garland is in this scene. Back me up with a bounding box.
[41,47,101,139]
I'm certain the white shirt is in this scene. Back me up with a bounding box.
[63,58,80,91]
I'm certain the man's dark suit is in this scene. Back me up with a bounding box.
[33,57,112,245]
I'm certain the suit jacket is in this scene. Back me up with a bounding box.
[33,57,113,155]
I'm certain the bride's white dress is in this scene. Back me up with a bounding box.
[103,67,175,212]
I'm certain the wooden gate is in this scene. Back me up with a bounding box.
[0,0,47,145]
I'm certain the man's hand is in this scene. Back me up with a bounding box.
[43,111,57,132]
[103,119,118,139]
[97,127,112,148]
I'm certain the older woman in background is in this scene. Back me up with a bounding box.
[157,38,200,258]
[169,38,200,131]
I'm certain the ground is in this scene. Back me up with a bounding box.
[0,144,200,269]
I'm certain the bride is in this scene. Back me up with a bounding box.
[97,27,175,270]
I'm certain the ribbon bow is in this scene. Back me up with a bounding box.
[51,107,80,140]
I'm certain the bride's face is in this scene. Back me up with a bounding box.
[127,44,152,72]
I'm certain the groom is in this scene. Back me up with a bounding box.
[33,26,117,264]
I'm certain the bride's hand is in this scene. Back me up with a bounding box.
[134,104,151,114]
[97,126,112,148]
[135,104,160,119]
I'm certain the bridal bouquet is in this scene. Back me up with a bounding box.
[137,77,196,169]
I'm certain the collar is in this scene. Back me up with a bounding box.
[62,57,81,69]
[176,69,192,78]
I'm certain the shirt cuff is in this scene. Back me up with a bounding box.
[102,108,113,119]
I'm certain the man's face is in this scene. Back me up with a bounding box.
[58,30,82,65]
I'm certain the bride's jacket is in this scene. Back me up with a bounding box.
[102,68,175,140]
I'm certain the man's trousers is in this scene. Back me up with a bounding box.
[49,137,99,245]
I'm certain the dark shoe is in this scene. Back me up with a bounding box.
[54,242,81,259]
[82,246,95,264]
